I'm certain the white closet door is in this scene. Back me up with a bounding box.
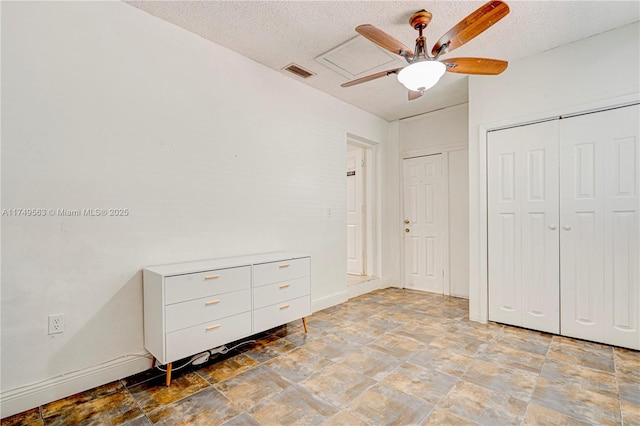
[560,105,639,349]
[488,131,522,326]
[488,120,560,333]
[521,125,560,333]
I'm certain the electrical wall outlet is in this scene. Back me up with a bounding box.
[48,314,64,334]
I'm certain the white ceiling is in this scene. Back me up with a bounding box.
[125,1,639,121]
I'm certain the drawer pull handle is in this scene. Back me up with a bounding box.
[279,264,290,268]
[279,283,290,289]
[279,304,290,310]
[206,324,221,331]
[205,299,221,306]
[204,275,221,280]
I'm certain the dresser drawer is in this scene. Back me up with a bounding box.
[164,266,250,304]
[253,277,310,309]
[165,289,251,333]
[253,295,311,332]
[166,311,252,362]
[253,257,310,287]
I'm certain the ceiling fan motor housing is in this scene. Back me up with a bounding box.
[409,10,434,61]
[409,10,433,29]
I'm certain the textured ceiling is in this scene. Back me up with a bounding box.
[125,1,640,121]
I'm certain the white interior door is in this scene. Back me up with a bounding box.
[560,104,639,349]
[488,120,560,333]
[403,155,444,294]
[347,148,363,275]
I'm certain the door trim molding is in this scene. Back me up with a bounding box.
[346,134,381,279]
[442,152,450,296]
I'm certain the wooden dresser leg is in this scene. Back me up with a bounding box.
[165,363,172,386]
[301,317,308,333]
[151,357,156,369]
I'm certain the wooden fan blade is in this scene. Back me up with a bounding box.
[341,67,403,88]
[356,24,414,57]
[431,1,509,56]
[443,57,508,75]
[408,90,423,101]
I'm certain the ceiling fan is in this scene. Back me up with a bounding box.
[341,0,510,100]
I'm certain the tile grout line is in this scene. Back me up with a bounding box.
[121,378,153,425]
[537,335,620,425]
[612,347,624,426]
[518,332,552,426]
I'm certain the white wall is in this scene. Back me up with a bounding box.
[0,1,391,415]
[448,149,469,298]
[399,103,468,154]
[468,22,640,322]
[381,121,402,285]
[398,104,470,297]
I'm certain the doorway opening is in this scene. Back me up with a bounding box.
[346,137,378,286]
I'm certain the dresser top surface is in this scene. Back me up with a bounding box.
[144,252,310,276]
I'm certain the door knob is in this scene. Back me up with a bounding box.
[405,228,410,233]
[562,225,571,231]
[548,225,557,230]
[404,219,410,224]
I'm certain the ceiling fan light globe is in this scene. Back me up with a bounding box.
[397,61,446,92]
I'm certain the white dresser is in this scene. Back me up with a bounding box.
[143,252,311,384]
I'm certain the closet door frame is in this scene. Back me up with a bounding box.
[400,142,467,296]
[471,93,640,325]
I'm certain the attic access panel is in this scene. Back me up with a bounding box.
[315,36,406,79]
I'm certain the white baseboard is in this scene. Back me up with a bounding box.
[311,290,348,313]
[0,354,150,418]
[383,278,402,289]
[346,277,384,299]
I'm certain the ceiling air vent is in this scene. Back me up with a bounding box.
[282,63,315,79]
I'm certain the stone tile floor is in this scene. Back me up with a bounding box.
[3,288,639,425]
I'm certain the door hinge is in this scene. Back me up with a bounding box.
[361,159,365,167]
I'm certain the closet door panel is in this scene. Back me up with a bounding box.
[488,135,522,326]
[560,126,605,341]
[560,105,639,349]
[521,132,560,333]
[603,106,639,349]
[488,120,559,330]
